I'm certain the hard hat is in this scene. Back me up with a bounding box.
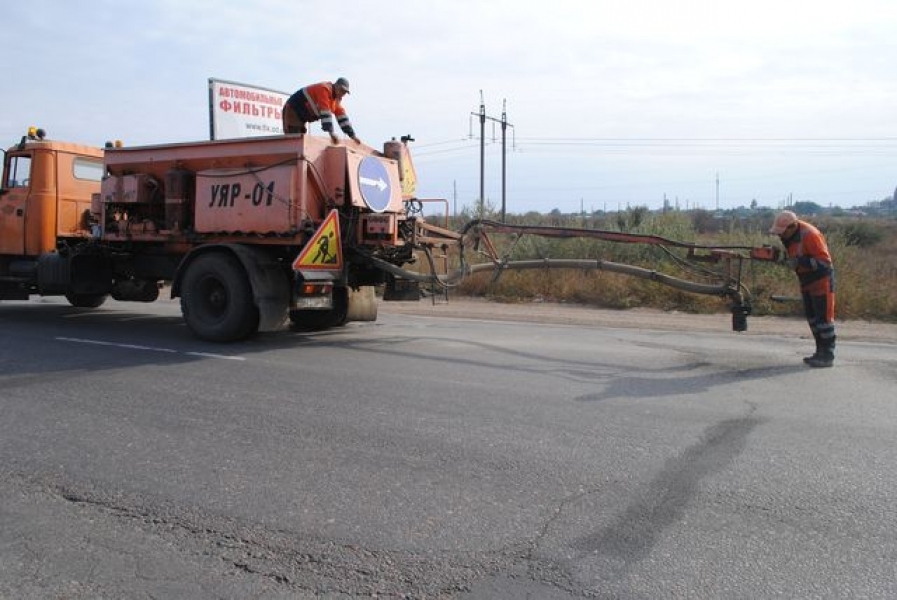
[769,210,798,235]
[334,77,350,93]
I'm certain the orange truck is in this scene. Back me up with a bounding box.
[0,127,422,341]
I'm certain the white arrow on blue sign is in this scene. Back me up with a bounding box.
[357,156,392,212]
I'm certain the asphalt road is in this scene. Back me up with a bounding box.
[1,297,896,599]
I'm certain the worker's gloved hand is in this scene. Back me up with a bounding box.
[784,257,799,270]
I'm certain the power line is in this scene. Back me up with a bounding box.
[412,137,897,159]
[514,136,897,142]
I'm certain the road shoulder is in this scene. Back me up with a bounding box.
[378,296,897,343]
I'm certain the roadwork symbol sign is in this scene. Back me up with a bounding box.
[292,209,343,271]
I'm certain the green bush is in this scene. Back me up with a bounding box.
[826,221,884,247]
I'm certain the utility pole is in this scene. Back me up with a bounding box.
[471,92,514,221]
[477,93,485,218]
[715,172,720,212]
[501,99,509,222]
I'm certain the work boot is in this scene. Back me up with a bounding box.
[802,347,821,365]
[805,348,834,368]
[803,333,822,365]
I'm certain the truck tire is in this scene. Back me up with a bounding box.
[65,292,108,308]
[289,286,349,331]
[180,253,259,342]
[345,286,378,322]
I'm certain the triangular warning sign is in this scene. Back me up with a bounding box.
[292,209,343,271]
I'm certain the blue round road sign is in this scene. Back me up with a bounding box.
[357,157,392,213]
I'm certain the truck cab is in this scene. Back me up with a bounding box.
[1,128,104,298]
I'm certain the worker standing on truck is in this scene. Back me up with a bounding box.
[282,77,361,144]
[769,210,836,368]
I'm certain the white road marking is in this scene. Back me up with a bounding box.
[55,337,245,360]
[185,352,246,361]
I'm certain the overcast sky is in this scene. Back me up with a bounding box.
[3,0,895,214]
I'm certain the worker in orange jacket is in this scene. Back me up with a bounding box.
[769,210,836,368]
[282,77,360,145]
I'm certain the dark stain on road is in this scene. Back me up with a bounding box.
[573,410,763,573]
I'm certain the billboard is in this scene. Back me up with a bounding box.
[208,78,290,140]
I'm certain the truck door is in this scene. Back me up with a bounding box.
[0,153,31,255]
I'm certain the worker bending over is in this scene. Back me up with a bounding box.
[282,77,361,145]
[769,210,836,368]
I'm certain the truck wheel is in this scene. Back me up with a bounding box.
[289,287,348,331]
[346,286,378,322]
[180,253,259,342]
[65,292,108,308]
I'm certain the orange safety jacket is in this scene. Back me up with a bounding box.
[783,220,834,295]
[286,82,356,138]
